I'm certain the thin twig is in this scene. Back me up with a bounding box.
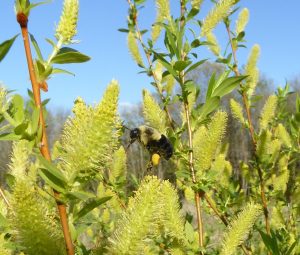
[16,13,75,255]
[179,0,204,251]
[225,23,270,235]
[0,186,10,208]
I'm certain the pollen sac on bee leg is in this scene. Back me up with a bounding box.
[151,153,161,166]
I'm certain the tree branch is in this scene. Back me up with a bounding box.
[16,13,75,255]
[225,22,270,236]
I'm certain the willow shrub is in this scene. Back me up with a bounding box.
[0,0,299,254]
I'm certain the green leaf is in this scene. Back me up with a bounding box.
[187,8,200,21]
[186,59,207,73]
[65,191,96,201]
[0,133,21,141]
[173,60,192,72]
[185,221,195,243]
[191,39,201,48]
[154,53,178,80]
[197,97,220,121]
[39,168,67,193]
[29,33,43,61]
[11,94,25,124]
[212,76,247,97]
[27,106,40,136]
[52,68,75,76]
[206,72,216,100]
[51,48,91,64]
[14,122,28,135]
[37,155,66,182]
[45,38,56,47]
[118,28,130,33]
[0,34,19,62]
[258,229,280,255]
[73,196,112,222]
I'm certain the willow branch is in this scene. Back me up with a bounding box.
[16,13,75,255]
[178,0,204,251]
[225,23,270,235]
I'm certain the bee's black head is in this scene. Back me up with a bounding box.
[130,128,140,141]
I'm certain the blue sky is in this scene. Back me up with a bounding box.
[0,0,299,110]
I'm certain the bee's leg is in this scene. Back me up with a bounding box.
[146,160,154,174]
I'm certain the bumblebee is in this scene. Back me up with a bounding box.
[129,125,173,161]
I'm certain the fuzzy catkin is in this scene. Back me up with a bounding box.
[127,31,144,67]
[152,0,171,42]
[55,0,79,43]
[201,0,236,36]
[244,44,260,98]
[275,123,292,147]
[235,8,249,35]
[230,98,245,124]
[206,31,221,56]
[194,111,228,173]
[110,176,186,253]
[221,203,262,255]
[11,180,65,255]
[8,140,31,180]
[59,80,121,180]
[143,89,167,133]
[259,95,278,131]
[192,0,204,10]
[109,146,127,183]
[0,234,10,255]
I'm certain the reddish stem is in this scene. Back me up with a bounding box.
[17,13,75,255]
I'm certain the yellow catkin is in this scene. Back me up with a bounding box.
[184,186,195,203]
[109,146,127,182]
[259,95,278,131]
[235,8,249,35]
[271,207,285,230]
[55,0,79,43]
[163,74,175,94]
[221,203,262,255]
[194,111,227,174]
[275,123,292,148]
[59,80,121,179]
[201,0,236,37]
[0,86,8,113]
[206,31,221,56]
[142,89,167,133]
[9,140,31,181]
[244,44,260,98]
[230,98,245,124]
[127,31,144,67]
[192,0,204,10]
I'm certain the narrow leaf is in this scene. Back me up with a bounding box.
[206,72,216,99]
[74,196,112,221]
[39,168,67,193]
[212,76,247,97]
[0,133,21,141]
[197,97,220,121]
[186,59,207,73]
[51,51,90,64]
[0,34,19,62]
[173,60,192,72]
[29,33,43,61]
[52,68,75,76]
[36,154,67,183]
